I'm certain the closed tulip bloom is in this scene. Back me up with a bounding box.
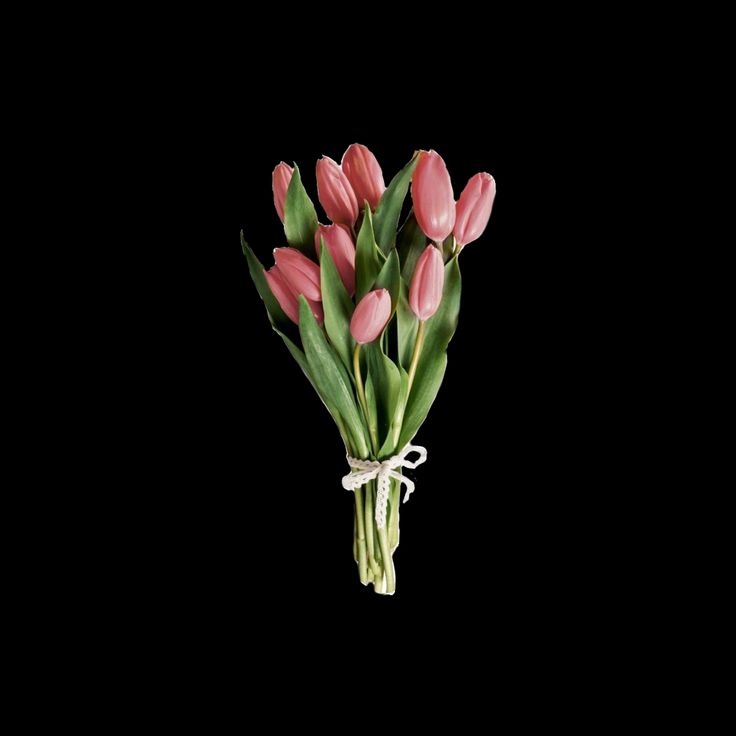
[272,162,293,222]
[315,224,356,296]
[350,289,392,344]
[265,265,299,323]
[411,150,455,244]
[273,247,322,302]
[316,156,359,226]
[342,143,385,211]
[409,245,444,321]
[265,265,323,326]
[454,173,496,248]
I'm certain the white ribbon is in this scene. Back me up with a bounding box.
[341,444,428,529]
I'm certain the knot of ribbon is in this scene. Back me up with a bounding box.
[341,444,428,529]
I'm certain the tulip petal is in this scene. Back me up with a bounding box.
[350,289,392,344]
[342,143,386,212]
[411,150,455,244]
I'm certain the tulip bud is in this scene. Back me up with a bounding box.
[273,247,322,302]
[454,173,496,248]
[265,265,296,322]
[316,156,359,226]
[265,265,323,326]
[411,150,455,244]
[341,143,385,211]
[409,245,444,321]
[350,289,392,344]
[272,162,294,223]
[315,224,356,296]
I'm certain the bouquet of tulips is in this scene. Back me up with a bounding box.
[241,144,495,594]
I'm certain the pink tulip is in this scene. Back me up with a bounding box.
[273,247,322,303]
[272,162,293,223]
[409,245,444,321]
[342,143,385,211]
[350,289,392,344]
[315,224,356,296]
[316,156,359,226]
[411,150,455,244]
[454,173,496,248]
[265,265,323,326]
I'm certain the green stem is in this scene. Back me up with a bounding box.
[353,512,358,561]
[354,488,368,584]
[353,343,367,415]
[378,527,395,594]
[365,481,381,577]
[406,319,426,397]
[388,480,400,550]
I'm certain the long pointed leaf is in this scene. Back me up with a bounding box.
[373,249,401,316]
[379,367,409,458]
[298,297,370,458]
[396,211,428,281]
[373,154,419,255]
[284,164,318,254]
[397,258,462,446]
[364,342,401,454]
[320,243,355,372]
[355,204,382,300]
[242,235,353,449]
[399,353,447,448]
[274,328,351,449]
[420,256,462,360]
[396,279,419,370]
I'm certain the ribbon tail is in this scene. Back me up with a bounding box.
[401,476,416,502]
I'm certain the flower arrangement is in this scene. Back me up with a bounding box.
[242,144,495,594]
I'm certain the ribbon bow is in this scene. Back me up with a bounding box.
[341,444,428,529]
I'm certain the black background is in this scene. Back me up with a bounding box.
[143,106,627,633]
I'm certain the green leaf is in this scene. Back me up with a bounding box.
[320,242,355,372]
[396,211,428,282]
[379,367,409,458]
[355,204,382,300]
[284,164,318,254]
[420,256,462,361]
[397,257,462,447]
[241,233,293,334]
[396,279,418,370]
[241,234,353,451]
[277,326,358,453]
[372,249,401,316]
[399,352,447,448]
[275,329,309,375]
[373,153,419,255]
[298,297,370,457]
[364,342,401,453]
